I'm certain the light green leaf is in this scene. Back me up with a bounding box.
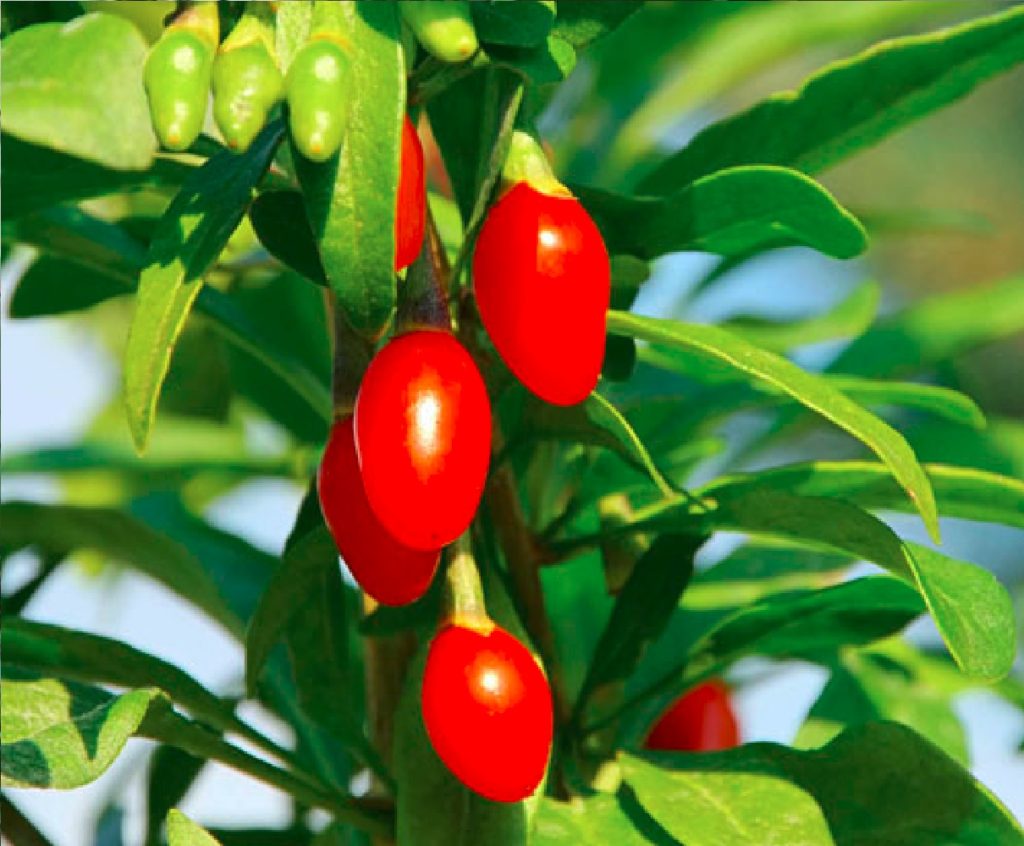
[1,677,157,789]
[294,1,403,339]
[533,793,654,845]
[638,5,1024,191]
[720,281,879,352]
[124,122,284,452]
[578,166,867,261]
[703,461,1024,529]
[607,310,940,541]
[0,501,234,636]
[0,13,156,169]
[166,810,222,846]
[622,722,1023,844]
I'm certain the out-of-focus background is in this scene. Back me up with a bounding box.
[3,2,1023,842]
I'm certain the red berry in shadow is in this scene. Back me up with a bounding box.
[395,115,426,272]
[318,416,440,606]
[644,679,740,752]
[473,181,610,406]
[354,330,491,550]
[422,622,553,802]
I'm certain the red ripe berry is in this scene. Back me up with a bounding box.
[354,330,491,551]
[644,680,740,752]
[395,115,425,272]
[472,181,610,406]
[317,416,440,606]
[422,622,553,802]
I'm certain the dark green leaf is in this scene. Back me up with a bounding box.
[9,256,129,317]
[623,722,1023,844]
[249,191,326,285]
[607,311,941,541]
[487,35,576,85]
[294,1,403,339]
[796,648,968,766]
[1,677,157,789]
[124,122,284,451]
[145,746,205,846]
[0,13,156,169]
[472,1,555,48]
[578,166,867,260]
[638,6,1024,191]
[576,534,702,722]
[0,135,189,220]
[551,1,642,48]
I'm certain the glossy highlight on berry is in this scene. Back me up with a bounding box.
[422,623,553,802]
[473,181,610,406]
[318,416,440,606]
[644,679,740,752]
[354,330,491,551]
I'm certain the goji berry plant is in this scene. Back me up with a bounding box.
[2,2,1024,844]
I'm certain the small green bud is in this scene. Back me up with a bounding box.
[400,1,479,64]
[285,37,352,163]
[213,41,284,152]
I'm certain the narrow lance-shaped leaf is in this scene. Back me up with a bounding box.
[638,5,1024,191]
[577,166,867,261]
[607,310,941,541]
[294,1,403,339]
[124,122,284,451]
[622,722,1023,845]
[166,810,223,846]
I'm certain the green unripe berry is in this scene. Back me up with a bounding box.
[285,37,351,163]
[213,41,284,152]
[143,30,214,152]
[400,1,479,64]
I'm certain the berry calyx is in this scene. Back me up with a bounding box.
[354,330,491,551]
[644,680,740,752]
[318,416,440,606]
[395,115,426,272]
[473,179,610,406]
[422,622,553,802]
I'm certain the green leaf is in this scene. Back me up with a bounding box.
[502,388,676,498]
[294,1,403,339]
[2,619,245,743]
[638,5,1024,191]
[720,281,879,352]
[622,722,1023,844]
[796,649,968,766]
[145,746,206,846]
[249,191,326,285]
[550,1,642,48]
[825,377,985,429]
[0,13,156,169]
[578,166,867,260]
[124,122,284,452]
[620,576,923,741]
[166,810,222,846]
[701,488,1015,682]
[607,311,940,541]
[0,135,189,220]
[1,677,157,789]
[703,461,1024,529]
[832,273,1024,379]
[472,0,555,48]
[534,793,661,846]
[0,501,234,636]
[487,35,576,85]
[575,534,701,723]
[246,527,340,695]
[610,2,956,172]
[9,255,129,317]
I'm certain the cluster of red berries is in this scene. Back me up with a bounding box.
[317,117,609,801]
